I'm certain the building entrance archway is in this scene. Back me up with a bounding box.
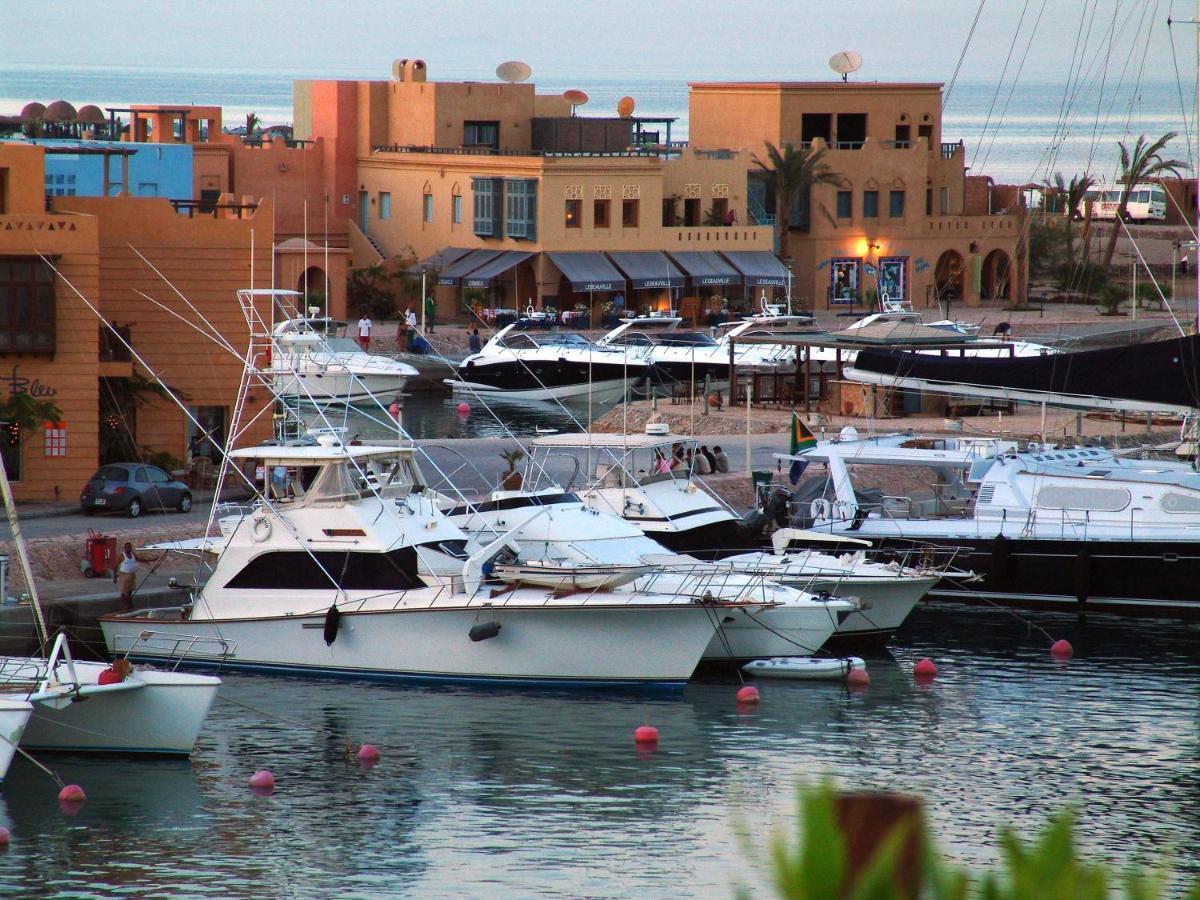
[981,249,1011,302]
[934,250,964,309]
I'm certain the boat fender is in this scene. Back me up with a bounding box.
[810,498,832,521]
[832,499,851,522]
[1073,547,1091,604]
[469,620,502,642]
[323,604,341,646]
[991,534,1010,588]
[251,515,272,542]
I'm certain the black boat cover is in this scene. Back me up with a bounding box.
[853,333,1200,410]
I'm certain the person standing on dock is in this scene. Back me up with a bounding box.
[114,542,137,609]
[397,314,409,351]
[424,294,436,334]
[357,312,373,351]
[468,327,481,355]
[405,306,418,351]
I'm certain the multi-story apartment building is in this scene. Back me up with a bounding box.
[689,81,1025,311]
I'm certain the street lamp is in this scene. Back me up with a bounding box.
[785,259,793,315]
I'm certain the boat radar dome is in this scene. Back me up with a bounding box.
[828,50,863,82]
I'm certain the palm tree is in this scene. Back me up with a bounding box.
[1047,171,1094,270]
[245,111,261,137]
[752,142,841,261]
[1100,133,1188,271]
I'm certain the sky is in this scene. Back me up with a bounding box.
[1,0,1196,84]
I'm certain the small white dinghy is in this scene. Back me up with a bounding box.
[491,562,652,591]
[742,656,866,681]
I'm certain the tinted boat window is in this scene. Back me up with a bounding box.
[225,547,424,590]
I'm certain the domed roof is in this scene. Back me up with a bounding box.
[19,102,45,121]
[43,100,77,122]
[77,104,105,124]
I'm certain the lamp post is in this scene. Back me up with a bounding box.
[785,258,793,316]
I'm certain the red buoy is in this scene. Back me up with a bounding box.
[1050,639,1074,660]
[57,784,86,804]
[97,667,122,685]
[736,685,760,704]
[248,770,276,791]
[388,401,400,421]
[634,725,659,745]
[846,667,870,689]
[0,826,11,845]
[456,401,470,415]
[356,744,380,761]
[913,658,938,680]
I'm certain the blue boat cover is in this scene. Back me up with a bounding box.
[547,252,626,292]
[722,251,790,287]
[667,251,739,286]
[607,252,685,289]
[463,251,534,289]
[437,249,504,286]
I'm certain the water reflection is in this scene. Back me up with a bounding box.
[0,605,1197,895]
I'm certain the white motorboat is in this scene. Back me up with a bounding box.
[101,441,768,688]
[742,656,865,680]
[444,487,854,661]
[0,697,32,781]
[269,315,418,405]
[447,323,651,402]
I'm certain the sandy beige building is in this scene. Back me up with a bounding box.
[688,81,1026,311]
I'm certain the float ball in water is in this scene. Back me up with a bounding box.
[633,726,659,745]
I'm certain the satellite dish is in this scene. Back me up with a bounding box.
[495,60,532,83]
[563,89,589,115]
[617,96,635,118]
[828,50,863,82]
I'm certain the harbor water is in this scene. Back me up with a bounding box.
[3,603,1198,897]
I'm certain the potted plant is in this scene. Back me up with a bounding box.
[499,448,525,490]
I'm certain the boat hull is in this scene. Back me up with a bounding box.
[272,370,409,406]
[701,603,842,661]
[21,662,219,756]
[0,699,32,780]
[447,375,634,403]
[102,604,728,688]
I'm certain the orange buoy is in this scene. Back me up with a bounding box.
[1050,639,1074,660]
[913,658,938,680]
[633,725,659,745]
[356,744,380,762]
[735,685,760,704]
[57,784,86,803]
[846,667,871,688]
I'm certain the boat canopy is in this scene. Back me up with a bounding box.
[607,251,686,289]
[547,252,626,292]
[722,251,790,287]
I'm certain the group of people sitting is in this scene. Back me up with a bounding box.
[651,443,730,476]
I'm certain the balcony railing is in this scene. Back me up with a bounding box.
[373,144,660,158]
[170,200,259,219]
[942,141,964,159]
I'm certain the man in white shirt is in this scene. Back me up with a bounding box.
[357,314,373,351]
[693,447,712,474]
[113,542,138,608]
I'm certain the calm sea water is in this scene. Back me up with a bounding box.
[1,604,1198,897]
[1,64,1193,182]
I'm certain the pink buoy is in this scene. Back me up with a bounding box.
[388,401,401,421]
[248,770,275,791]
[913,658,938,680]
[846,667,871,689]
[456,401,470,415]
[1050,639,1074,660]
[57,784,86,804]
[633,725,659,745]
[356,744,380,762]
[735,685,760,704]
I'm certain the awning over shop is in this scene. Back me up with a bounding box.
[722,251,790,287]
[667,251,740,287]
[547,252,626,292]
[462,250,534,289]
[437,249,503,286]
[410,247,473,275]
[607,252,685,290]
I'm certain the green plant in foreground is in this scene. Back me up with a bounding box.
[748,783,1199,899]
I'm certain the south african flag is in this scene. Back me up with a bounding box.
[788,411,816,484]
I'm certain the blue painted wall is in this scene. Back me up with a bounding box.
[26,140,194,200]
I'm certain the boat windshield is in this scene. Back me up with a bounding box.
[495,332,542,351]
[588,441,699,487]
[540,333,596,348]
[654,332,718,347]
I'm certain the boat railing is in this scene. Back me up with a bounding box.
[111,627,237,670]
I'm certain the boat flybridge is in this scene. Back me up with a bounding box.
[448,322,651,402]
[101,438,772,688]
[778,430,1200,615]
[265,302,419,406]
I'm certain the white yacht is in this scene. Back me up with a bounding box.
[0,697,31,781]
[447,323,651,402]
[100,440,769,688]
[778,431,1200,615]
[444,488,853,661]
[269,315,418,406]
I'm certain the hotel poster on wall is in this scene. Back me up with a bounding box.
[878,257,907,303]
[829,258,860,305]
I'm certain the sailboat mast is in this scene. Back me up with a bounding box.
[0,450,48,647]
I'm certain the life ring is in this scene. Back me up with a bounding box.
[832,499,851,522]
[251,515,272,542]
[810,498,832,521]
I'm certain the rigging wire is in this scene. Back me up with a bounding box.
[943,0,989,113]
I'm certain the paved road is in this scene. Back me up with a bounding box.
[2,503,216,540]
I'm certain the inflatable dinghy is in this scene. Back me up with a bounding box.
[741,656,866,680]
